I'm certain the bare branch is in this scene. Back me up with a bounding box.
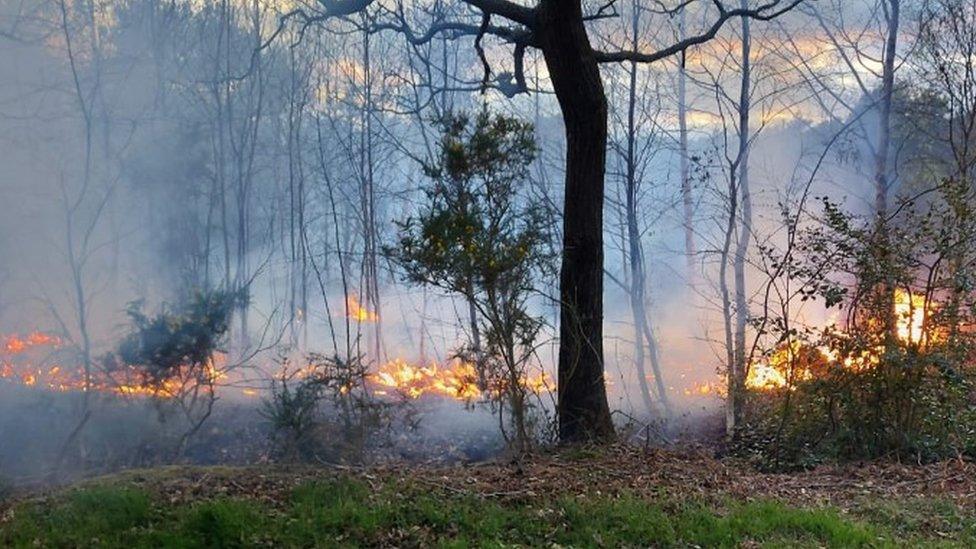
[595,0,806,64]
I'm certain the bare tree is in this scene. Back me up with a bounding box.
[603,1,671,418]
[678,8,697,282]
[265,0,803,441]
[690,0,800,434]
[730,0,755,435]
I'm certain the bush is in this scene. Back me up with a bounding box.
[262,354,394,463]
[387,108,555,452]
[742,182,976,468]
[109,288,242,458]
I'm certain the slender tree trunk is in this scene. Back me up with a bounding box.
[728,4,753,436]
[465,278,483,385]
[360,24,383,365]
[720,186,739,435]
[876,0,900,342]
[875,0,899,219]
[678,9,696,283]
[287,47,299,345]
[624,6,670,418]
[218,0,232,289]
[537,0,614,442]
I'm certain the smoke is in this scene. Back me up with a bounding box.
[0,0,920,483]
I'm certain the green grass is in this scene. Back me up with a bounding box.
[1,476,972,548]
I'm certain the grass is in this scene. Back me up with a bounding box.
[1,476,972,548]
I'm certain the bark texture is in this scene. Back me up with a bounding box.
[537,0,614,442]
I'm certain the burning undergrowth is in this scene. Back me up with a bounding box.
[0,357,526,485]
[735,187,976,468]
[0,321,556,483]
[0,311,725,485]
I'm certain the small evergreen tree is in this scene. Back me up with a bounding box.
[388,109,554,452]
[113,289,241,457]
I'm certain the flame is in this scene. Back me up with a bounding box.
[746,361,791,390]
[523,370,553,395]
[0,331,223,398]
[744,290,931,392]
[346,295,379,323]
[745,341,800,390]
[684,380,724,397]
[895,289,926,345]
[370,358,551,402]
[371,358,480,400]
[4,331,60,354]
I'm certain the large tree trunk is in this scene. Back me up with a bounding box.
[537,0,614,442]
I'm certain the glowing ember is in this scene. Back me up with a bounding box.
[346,295,379,323]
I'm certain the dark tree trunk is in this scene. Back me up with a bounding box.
[537,0,614,442]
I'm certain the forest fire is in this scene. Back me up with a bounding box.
[745,289,934,391]
[4,331,60,354]
[0,331,221,398]
[746,341,811,391]
[684,380,724,397]
[371,358,480,400]
[370,358,552,401]
[346,295,379,323]
[895,289,927,345]
[2,327,555,405]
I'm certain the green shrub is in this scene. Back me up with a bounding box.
[742,183,976,468]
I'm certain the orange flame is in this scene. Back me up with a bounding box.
[371,358,480,400]
[370,358,551,402]
[745,290,932,392]
[895,289,926,345]
[0,331,223,398]
[684,380,724,397]
[4,331,60,354]
[346,295,379,323]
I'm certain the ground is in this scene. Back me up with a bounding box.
[2,445,975,547]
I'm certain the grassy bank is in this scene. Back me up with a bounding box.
[2,447,975,547]
[0,479,893,547]
[3,479,975,547]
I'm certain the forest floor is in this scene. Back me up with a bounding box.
[2,444,976,547]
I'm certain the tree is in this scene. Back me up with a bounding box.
[916,0,976,182]
[115,289,240,457]
[684,0,798,435]
[389,109,553,452]
[268,0,803,441]
[603,1,671,418]
[788,0,905,218]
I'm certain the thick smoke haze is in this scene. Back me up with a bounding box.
[0,0,924,482]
